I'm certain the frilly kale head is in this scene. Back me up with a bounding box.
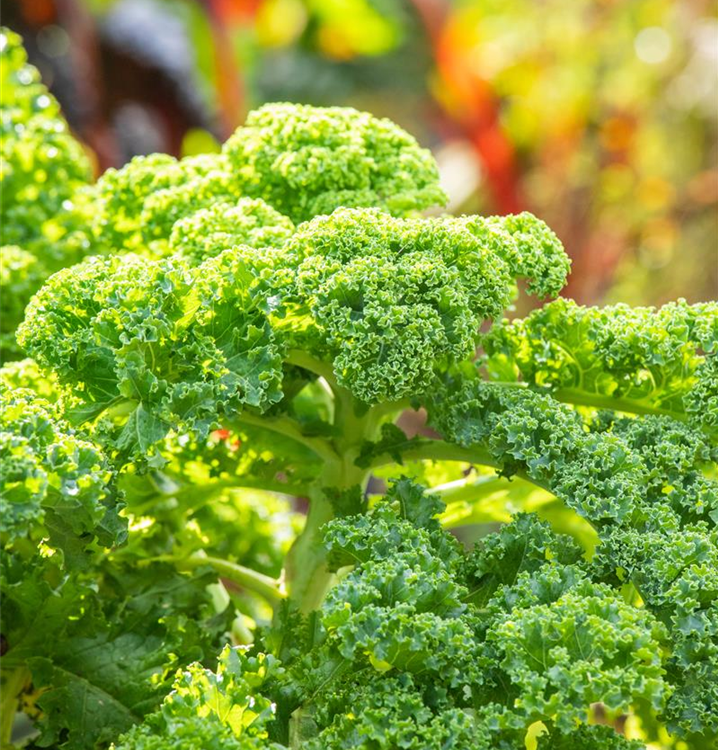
[12,92,570,452]
[223,102,448,223]
[5,52,714,749]
[282,207,566,402]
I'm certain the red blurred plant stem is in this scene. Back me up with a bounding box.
[409,0,524,215]
[199,0,264,135]
[51,0,120,170]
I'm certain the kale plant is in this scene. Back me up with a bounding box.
[1,28,717,750]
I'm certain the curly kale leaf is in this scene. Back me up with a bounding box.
[592,522,718,738]
[305,674,487,750]
[113,645,282,750]
[82,153,295,264]
[483,568,667,732]
[322,477,460,571]
[461,511,585,607]
[483,298,718,436]
[223,102,447,223]
[0,354,54,390]
[429,380,647,523]
[588,412,718,527]
[461,211,570,298]
[84,153,228,254]
[326,484,666,735]
[282,207,568,403]
[0,245,45,359]
[169,198,294,265]
[685,354,718,439]
[18,251,284,463]
[0,385,124,561]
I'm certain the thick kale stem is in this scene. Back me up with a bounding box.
[283,395,383,612]
[488,380,688,422]
[128,476,310,515]
[0,666,29,748]
[231,412,338,463]
[154,553,286,604]
[553,387,687,422]
[430,473,504,504]
[285,349,338,387]
[369,438,551,493]
[283,485,338,613]
[284,453,372,612]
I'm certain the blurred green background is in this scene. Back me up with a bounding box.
[6,0,717,306]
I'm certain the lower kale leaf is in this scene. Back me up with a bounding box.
[113,483,667,750]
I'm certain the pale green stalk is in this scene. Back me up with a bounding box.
[0,667,29,748]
